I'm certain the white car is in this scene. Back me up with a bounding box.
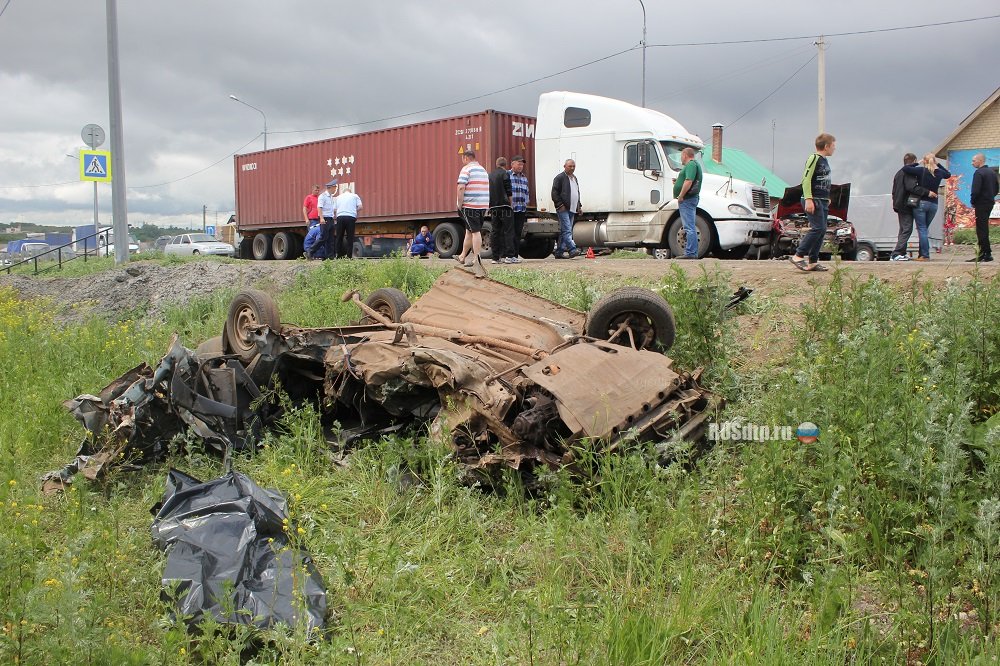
[164,233,235,257]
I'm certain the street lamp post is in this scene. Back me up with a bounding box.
[637,0,646,107]
[229,95,268,150]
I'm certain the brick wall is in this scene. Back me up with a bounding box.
[947,100,1000,151]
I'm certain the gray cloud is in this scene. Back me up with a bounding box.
[1,1,996,228]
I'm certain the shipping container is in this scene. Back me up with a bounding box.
[234,109,536,260]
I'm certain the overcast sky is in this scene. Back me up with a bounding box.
[0,1,996,230]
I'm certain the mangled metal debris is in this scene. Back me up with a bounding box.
[151,469,327,631]
[52,268,720,485]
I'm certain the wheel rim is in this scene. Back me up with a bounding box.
[232,304,260,353]
[438,232,455,253]
[604,313,656,350]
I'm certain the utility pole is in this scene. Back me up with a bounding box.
[202,205,207,232]
[771,119,776,173]
[816,35,826,134]
[106,0,129,264]
[637,0,647,107]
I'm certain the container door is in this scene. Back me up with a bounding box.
[622,141,665,211]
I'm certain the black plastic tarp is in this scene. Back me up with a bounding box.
[151,469,327,631]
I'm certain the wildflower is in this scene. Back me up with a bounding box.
[477,626,489,636]
[297,527,305,535]
[179,647,186,656]
[7,479,15,487]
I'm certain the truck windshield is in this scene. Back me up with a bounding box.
[659,142,695,172]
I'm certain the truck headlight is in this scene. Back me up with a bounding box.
[728,204,753,216]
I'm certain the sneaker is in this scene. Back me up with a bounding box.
[507,256,521,264]
[490,259,502,265]
[890,254,910,262]
[553,251,568,259]
[568,248,581,258]
[915,257,929,262]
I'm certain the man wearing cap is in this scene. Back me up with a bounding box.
[488,157,513,264]
[334,185,363,260]
[318,180,339,259]
[455,149,489,270]
[507,155,529,263]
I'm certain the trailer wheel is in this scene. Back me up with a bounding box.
[586,287,676,352]
[223,289,280,364]
[479,221,493,259]
[252,233,273,260]
[353,241,364,258]
[519,237,554,259]
[432,222,463,258]
[666,214,711,258]
[272,232,297,260]
[853,242,876,262]
[362,288,410,324]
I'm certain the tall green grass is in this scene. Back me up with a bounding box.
[0,261,998,663]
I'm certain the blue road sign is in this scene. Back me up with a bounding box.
[205,225,216,237]
[81,150,112,182]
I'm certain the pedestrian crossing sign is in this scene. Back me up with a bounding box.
[80,150,111,182]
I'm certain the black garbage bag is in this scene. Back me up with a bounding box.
[151,469,327,631]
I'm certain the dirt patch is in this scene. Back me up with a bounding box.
[0,260,311,324]
[1,245,993,328]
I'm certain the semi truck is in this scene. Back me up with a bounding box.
[233,91,773,260]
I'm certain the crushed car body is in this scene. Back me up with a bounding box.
[53,268,718,484]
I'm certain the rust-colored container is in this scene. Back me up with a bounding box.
[234,110,536,235]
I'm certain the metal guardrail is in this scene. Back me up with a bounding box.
[2,229,114,276]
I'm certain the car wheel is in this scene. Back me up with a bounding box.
[519,237,554,259]
[223,289,280,364]
[853,242,876,262]
[252,234,273,260]
[192,250,200,255]
[646,247,670,260]
[362,288,410,324]
[585,287,676,352]
[432,222,463,258]
[272,232,296,260]
[666,214,711,258]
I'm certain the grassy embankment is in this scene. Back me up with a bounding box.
[1,256,999,664]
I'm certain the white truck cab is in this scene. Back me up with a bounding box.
[534,91,772,258]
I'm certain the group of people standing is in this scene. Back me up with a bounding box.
[792,133,997,270]
[451,150,530,265]
[302,180,363,260]
[890,153,951,261]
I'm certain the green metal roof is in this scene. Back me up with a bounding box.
[701,145,789,198]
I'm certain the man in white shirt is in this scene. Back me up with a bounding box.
[334,186,363,259]
[317,180,339,259]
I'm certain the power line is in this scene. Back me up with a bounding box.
[130,133,262,189]
[0,0,13,20]
[647,14,999,48]
[268,45,639,136]
[727,54,817,127]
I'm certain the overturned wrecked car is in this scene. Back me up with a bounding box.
[50,268,719,488]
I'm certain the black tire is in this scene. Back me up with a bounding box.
[854,242,876,262]
[224,289,280,364]
[666,214,712,259]
[353,241,364,258]
[192,250,200,256]
[363,288,410,324]
[432,222,464,258]
[586,287,676,352]
[272,232,296,260]
[519,236,554,259]
[480,221,493,259]
[238,237,253,259]
[252,233,273,261]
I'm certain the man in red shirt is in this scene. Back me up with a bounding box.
[302,185,320,227]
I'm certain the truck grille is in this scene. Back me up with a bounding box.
[752,188,770,212]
